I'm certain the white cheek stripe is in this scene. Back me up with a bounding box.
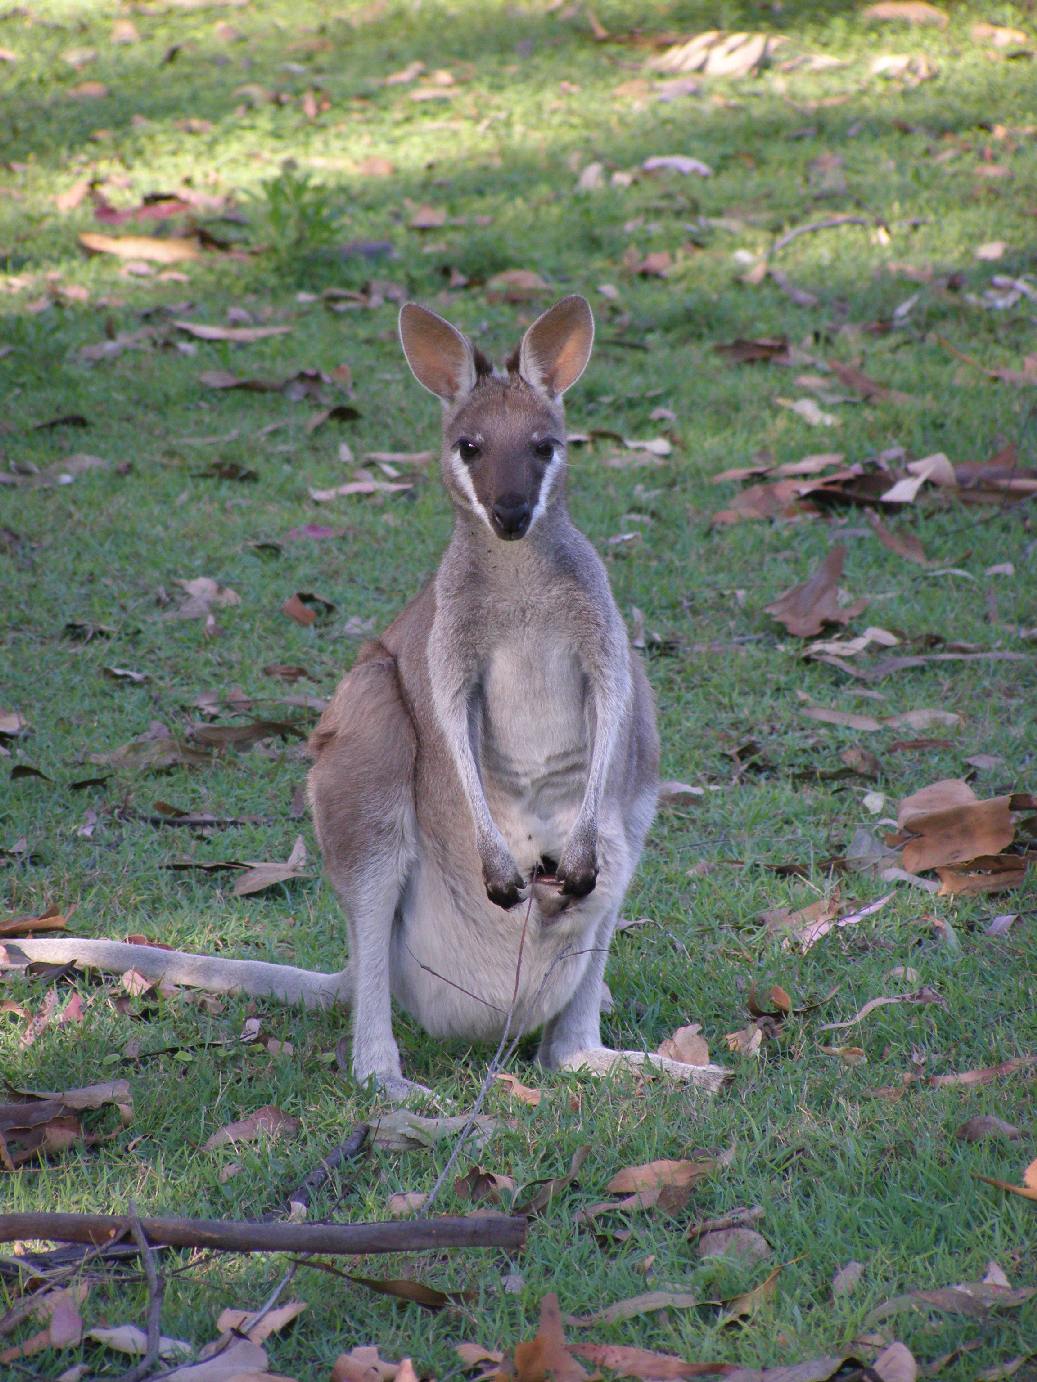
[448,448,495,533]
[529,448,564,531]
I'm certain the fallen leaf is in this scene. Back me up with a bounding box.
[454,1164,516,1204]
[168,577,241,622]
[486,269,550,302]
[174,320,291,343]
[867,1280,1036,1322]
[85,1324,192,1359]
[695,1228,772,1263]
[718,1265,782,1324]
[880,454,955,503]
[868,513,932,566]
[894,780,1014,872]
[232,837,311,896]
[515,1145,590,1215]
[872,1343,918,1382]
[714,336,790,364]
[725,1025,764,1056]
[0,906,68,938]
[387,1191,429,1216]
[765,546,866,637]
[606,1158,717,1193]
[659,781,705,805]
[863,2,947,26]
[0,1082,132,1170]
[827,360,915,406]
[494,1072,542,1106]
[164,1338,269,1381]
[333,1345,407,1382]
[570,1345,733,1379]
[643,154,712,177]
[817,985,945,1031]
[972,23,1029,47]
[657,1024,710,1066]
[0,1285,87,1364]
[78,231,203,263]
[202,1104,301,1150]
[216,1299,306,1343]
[650,30,785,78]
[776,397,839,427]
[975,1158,1037,1202]
[565,1289,699,1327]
[956,1116,1022,1143]
[936,855,1027,896]
[513,1293,588,1381]
[832,1261,865,1296]
[819,1045,868,1066]
[369,1109,497,1152]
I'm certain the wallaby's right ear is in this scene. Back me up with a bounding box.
[398,303,477,403]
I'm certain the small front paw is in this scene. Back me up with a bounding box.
[556,843,597,898]
[484,867,525,910]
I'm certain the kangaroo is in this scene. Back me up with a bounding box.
[6,297,726,1099]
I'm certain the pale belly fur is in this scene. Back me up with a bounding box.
[391,635,616,1042]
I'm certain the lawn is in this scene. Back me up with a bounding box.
[1,0,1035,1377]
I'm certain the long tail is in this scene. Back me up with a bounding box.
[0,937,351,1009]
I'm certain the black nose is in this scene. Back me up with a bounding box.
[491,494,531,539]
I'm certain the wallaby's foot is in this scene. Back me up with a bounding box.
[553,1046,730,1092]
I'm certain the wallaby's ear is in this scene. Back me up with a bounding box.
[518,294,594,398]
[398,302,477,403]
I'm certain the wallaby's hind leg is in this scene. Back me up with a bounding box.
[536,907,617,1070]
[308,650,421,1099]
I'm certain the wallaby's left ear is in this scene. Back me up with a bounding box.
[518,295,594,398]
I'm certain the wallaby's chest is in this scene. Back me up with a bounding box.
[478,635,588,798]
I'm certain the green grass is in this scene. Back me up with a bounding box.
[1,0,1036,1376]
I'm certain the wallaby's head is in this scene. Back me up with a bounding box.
[398,295,594,541]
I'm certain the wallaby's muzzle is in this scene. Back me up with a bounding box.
[490,492,532,540]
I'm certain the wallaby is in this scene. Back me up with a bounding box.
[6,297,727,1099]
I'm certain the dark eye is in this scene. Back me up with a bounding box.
[457,439,480,462]
[533,439,555,461]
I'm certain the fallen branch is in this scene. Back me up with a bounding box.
[118,1204,163,1382]
[0,1212,526,1256]
[772,214,873,254]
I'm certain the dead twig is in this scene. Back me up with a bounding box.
[0,1212,526,1255]
[772,214,873,254]
[284,1123,369,1215]
[117,1203,164,1382]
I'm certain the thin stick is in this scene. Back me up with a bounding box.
[284,1123,369,1214]
[772,214,872,254]
[117,1203,164,1382]
[0,1212,526,1255]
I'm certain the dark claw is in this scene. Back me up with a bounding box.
[558,867,597,899]
[485,874,524,910]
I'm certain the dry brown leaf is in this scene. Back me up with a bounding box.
[696,1227,772,1263]
[456,1342,504,1371]
[867,1279,1035,1322]
[956,1116,1022,1143]
[454,1164,517,1204]
[872,1343,918,1382]
[0,1082,132,1170]
[606,1158,717,1193]
[85,1323,191,1360]
[216,1300,306,1344]
[168,577,241,622]
[79,231,203,263]
[864,2,947,25]
[565,1289,699,1328]
[650,30,785,77]
[880,454,955,503]
[493,1072,542,1106]
[0,1285,87,1364]
[232,837,311,896]
[776,397,839,428]
[765,546,866,637]
[515,1145,589,1215]
[174,320,291,343]
[387,1191,429,1216]
[202,1103,301,1150]
[570,1345,733,1379]
[514,1292,588,1382]
[163,1338,270,1381]
[827,360,915,406]
[936,855,1027,896]
[976,1157,1037,1202]
[725,1025,764,1056]
[832,1261,865,1297]
[819,1044,867,1066]
[718,1264,782,1324]
[332,1346,405,1382]
[895,780,1014,872]
[868,513,932,566]
[972,22,1029,46]
[657,1023,710,1066]
[486,269,550,302]
[714,336,790,364]
[0,905,68,938]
